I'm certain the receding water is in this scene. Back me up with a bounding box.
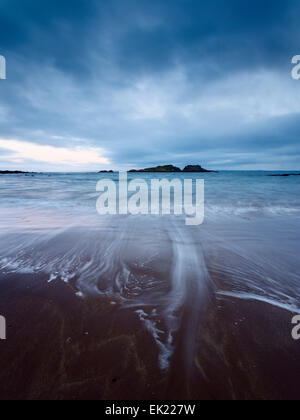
[0,171,299,369]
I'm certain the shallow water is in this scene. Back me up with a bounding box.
[0,171,299,370]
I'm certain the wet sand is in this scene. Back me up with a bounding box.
[0,271,299,400]
[0,171,300,400]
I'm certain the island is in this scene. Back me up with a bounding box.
[129,165,181,173]
[269,173,300,177]
[182,165,217,173]
[128,164,217,173]
[0,171,31,175]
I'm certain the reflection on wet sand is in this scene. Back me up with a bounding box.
[0,212,300,399]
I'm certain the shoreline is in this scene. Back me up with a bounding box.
[0,173,299,400]
[0,271,299,400]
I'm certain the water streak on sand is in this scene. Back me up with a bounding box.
[0,171,300,371]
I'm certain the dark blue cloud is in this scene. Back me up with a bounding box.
[0,0,300,170]
[1,0,298,76]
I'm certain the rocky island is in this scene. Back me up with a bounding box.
[182,165,217,173]
[129,164,217,173]
[129,165,181,173]
[269,173,300,177]
[0,171,31,175]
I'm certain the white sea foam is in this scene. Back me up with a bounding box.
[0,171,300,370]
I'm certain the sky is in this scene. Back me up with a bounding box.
[0,0,300,171]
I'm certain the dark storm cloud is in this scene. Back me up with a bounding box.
[0,0,300,170]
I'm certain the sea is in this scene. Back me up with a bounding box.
[0,170,299,369]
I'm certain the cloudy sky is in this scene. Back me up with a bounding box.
[0,0,300,171]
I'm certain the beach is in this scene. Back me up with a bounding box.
[0,172,300,400]
[0,269,299,400]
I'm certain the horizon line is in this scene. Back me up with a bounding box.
[2,169,300,174]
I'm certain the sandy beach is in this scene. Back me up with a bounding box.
[0,268,299,400]
[0,172,299,400]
